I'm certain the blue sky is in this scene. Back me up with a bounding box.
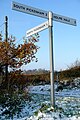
[0,0,80,71]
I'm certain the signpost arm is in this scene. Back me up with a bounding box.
[48,11,55,108]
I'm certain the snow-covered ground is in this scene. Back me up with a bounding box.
[28,85,80,97]
[0,85,80,120]
[17,85,80,120]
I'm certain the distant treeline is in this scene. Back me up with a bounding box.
[1,66,80,89]
[58,66,80,81]
[21,66,80,85]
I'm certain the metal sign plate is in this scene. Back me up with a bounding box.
[26,21,49,37]
[12,1,48,19]
[53,13,76,26]
[12,1,76,26]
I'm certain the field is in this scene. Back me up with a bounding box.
[17,84,80,120]
[0,84,80,120]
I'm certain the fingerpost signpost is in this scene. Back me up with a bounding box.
[12,1,77,108]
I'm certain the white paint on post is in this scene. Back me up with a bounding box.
[49,11,55,107]
[26,21,49,37]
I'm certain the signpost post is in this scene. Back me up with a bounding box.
[12,1,77,108]
[48,11,55,107]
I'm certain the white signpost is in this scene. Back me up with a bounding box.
[26,21,49,37]
[12,1,77,108]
